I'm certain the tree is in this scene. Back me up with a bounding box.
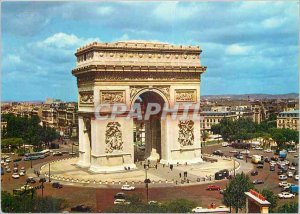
[259,189,277,213]
[223,172,254,213]
[164,199,197,213]
[276,202,298,213]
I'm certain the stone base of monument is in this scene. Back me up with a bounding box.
[88,163,137,174]
[76,161,91,168]
[160,158,203,165]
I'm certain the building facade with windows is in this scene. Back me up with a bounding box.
[277,110,299,131]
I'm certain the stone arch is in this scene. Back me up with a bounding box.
[130,87,170,109]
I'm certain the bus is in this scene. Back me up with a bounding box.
[24,149,50,161]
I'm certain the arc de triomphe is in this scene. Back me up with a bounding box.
[72,41,207,173]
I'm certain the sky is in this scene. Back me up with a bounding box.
[2,1,299,101]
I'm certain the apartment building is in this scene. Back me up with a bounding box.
[277,110,299,131]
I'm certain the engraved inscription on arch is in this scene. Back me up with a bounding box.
[175,89,197,102]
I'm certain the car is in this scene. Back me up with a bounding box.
[270,166,275,171]
[12,173,20,179]
[192,207,204,213]
[206,185,221,190]
[236,155,243,160]
[13,167,18,173]
[264,149,272,153]
[114,199,130,205]
[148,200,159,205]
[13,158,22,162]
[70,204,92,212]
[19,171,25,176]
[6,168,11,173]
[222,142,229,147]
[52,182,63,189]
[294,154,298,158]
[5,159,11,163]
[213,150,223,156]
[279,182,291,187]
[257,164,264,168]
[53,152,63,156]
[121,185,135,191]
[295,175,299,181]
[278,192,295,199]
[20,184,33,190]
[253,179,264,184]
[277,170,284,175]
[271,156,278,161]
[114,192,125,199]
[26,177,36,183]
[69,152,76,156]
[288,150,296,153]
[255,147,263,150]
[289,166,296,170]
[287,171,293,177]
[3,162,8,166]
[279,175,288,180]
[251,170,258,176]
[229,150,238,153]
[241,150,250,155]
[264,157,271,163]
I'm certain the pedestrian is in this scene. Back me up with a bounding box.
[170,164,173,171]
[163,164,165,168]
[179,173,181,178]
[185,171,188,177]
[155,164,157,169]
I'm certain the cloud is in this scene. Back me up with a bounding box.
[225,44,253,56]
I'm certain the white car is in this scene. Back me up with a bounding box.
[295,175,299,181]
[279,182,290,187]
[192,207,204,213]
[121,185,135,191]
[287,171,293,177]
[1,160,4,164]
[19,171,25,176]
[264,149,272,153]
[289,166,296,170]
[12,173,20,179]
[255,147,263,150]
[241,150,250,154]
[114,199,131,205]
[229,150,238,153]
[5,159,11,163]
[279,175,288,180]
[222,142,229,147]
[278,192,295,199]
[288,150,296,153]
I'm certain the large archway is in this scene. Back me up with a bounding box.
[132,90,166,162]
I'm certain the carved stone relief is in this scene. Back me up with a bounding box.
[175,89,197,102]
[105,122,123,153]
[79,91,94,105]
[100,91,125,104]
[178,120,194,146]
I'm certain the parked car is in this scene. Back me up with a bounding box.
[287,171,293,177]
[222,142,229,147]
[278,182,291,187]
[13,158,22,162]
[13,167,18,173]
[278,192,295,199]
[213,150,223,156]
[121,185,135,191]
[277,170,284,175]
[229,150,238,153]
[114,199,130,205]
[53,152,63,156]
[219,189,226,194]
[114,192,125,199]
[12,173,20,179]
[19,171,25,176]
[279,175,288,180]
[295,175,299,181]
[206,185,221,191]
[264,149,272,153]
[257,163,264,168]
[271,156,278,161]
[253,179,264,185]
[289,166,296,170]
[255,147,263,150]
[236,155,243,160]
[52,182,63,189]
[26,177,36,184]
[6,168,11,173]
[264,157,271,163]
[251,170,258,176]
[70,204,92,212]
[270,165,275,171]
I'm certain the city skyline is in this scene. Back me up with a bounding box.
[2,1,299,101]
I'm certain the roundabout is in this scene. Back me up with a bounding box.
[39,154,249,188]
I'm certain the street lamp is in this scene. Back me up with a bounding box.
[39,178,46,198]
[143,160,152,204]
[48,162,51,182]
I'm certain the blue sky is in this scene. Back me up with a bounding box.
[2,1,299,101]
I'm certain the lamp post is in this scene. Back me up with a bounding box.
[143,160,152,204]
[48,162,51,182]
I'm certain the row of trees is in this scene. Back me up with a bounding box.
[1,191,67,213]
[211,117,299,149]
[2,114,59,153]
